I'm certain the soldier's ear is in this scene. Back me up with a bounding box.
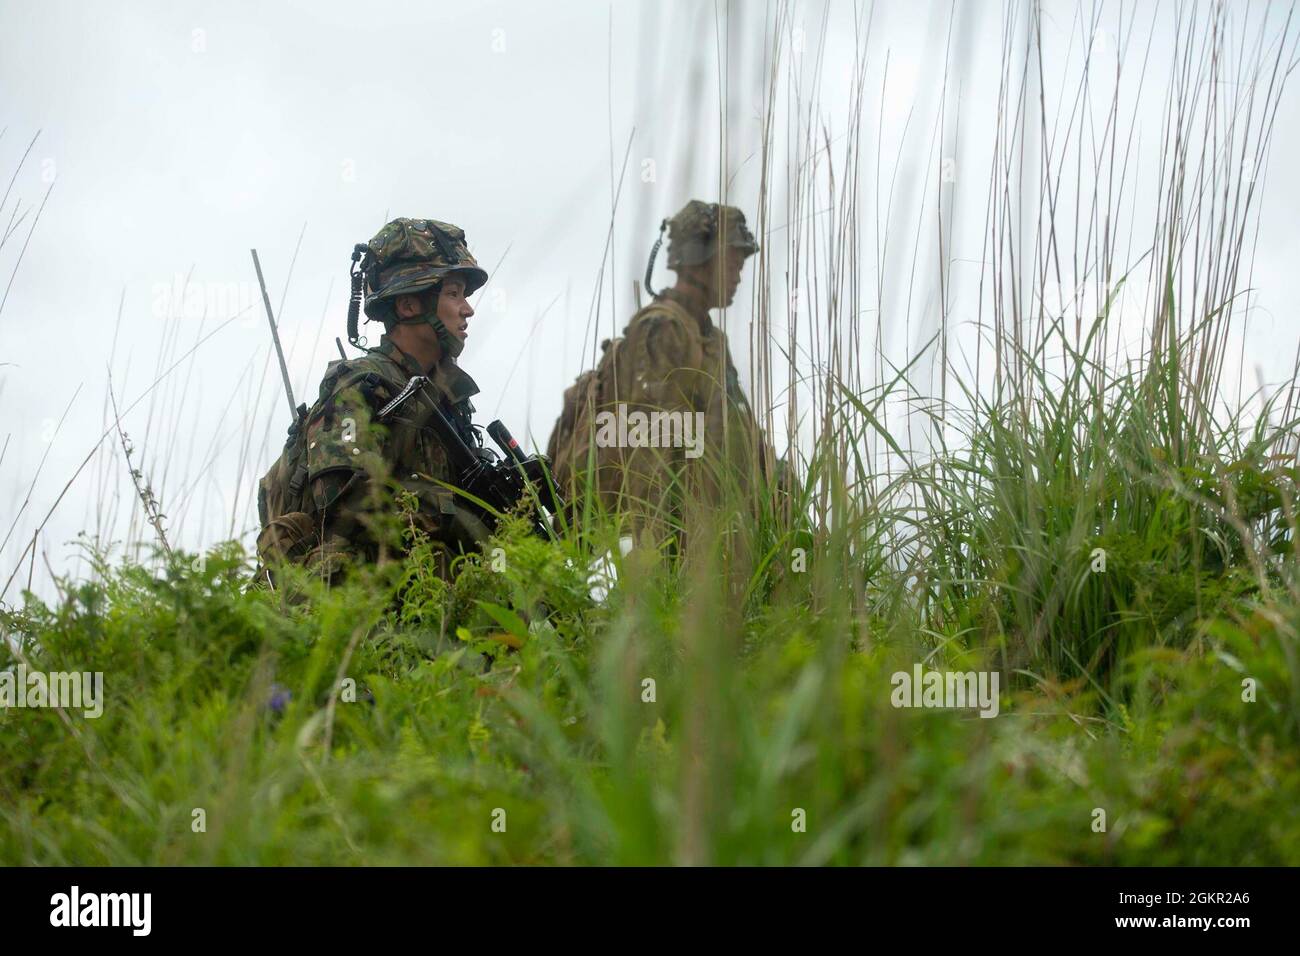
[394,294,422,320]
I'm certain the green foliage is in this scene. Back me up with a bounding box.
[2,460,1297,863]
[904,313,1300,687]
[4,280,1299,866]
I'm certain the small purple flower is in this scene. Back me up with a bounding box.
[268,683,292,714]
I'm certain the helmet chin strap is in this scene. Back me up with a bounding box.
[396,284,465,360]
[428,313,465,360]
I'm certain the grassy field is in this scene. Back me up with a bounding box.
[3,297,1299,864]
[2,3,1299,865]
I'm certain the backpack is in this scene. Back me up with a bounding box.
[546,295,705,512]
[546,335,622,499]
[255,402,317,568]
[254,358,355,570]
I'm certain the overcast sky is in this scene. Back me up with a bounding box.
[2,0,1298,601]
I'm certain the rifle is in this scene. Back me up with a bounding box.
[379,376,563,540]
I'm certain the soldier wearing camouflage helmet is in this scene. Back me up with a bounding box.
[256,217,497,583]
[546,199,780,551]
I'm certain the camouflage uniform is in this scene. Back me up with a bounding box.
[547,201,777,547]
[256,218,492,583]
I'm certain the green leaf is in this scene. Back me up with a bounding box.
[475,600,529,640]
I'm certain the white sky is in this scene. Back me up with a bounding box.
[2,0,1298,601]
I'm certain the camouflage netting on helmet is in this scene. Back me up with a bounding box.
[665,200,760,268]
[360,217,488,322]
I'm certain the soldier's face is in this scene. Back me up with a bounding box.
[710,248,747,307]
[437,276,474,344]
[393,275,474,356]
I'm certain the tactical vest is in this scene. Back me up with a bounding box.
[256,346,481,574]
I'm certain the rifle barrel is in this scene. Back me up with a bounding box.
[487,420,528,465]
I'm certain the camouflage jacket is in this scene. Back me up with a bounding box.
[547,289,777,544]
[256,336,488,582]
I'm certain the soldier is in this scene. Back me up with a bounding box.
[256,217,497,584]
[547,199,780,553]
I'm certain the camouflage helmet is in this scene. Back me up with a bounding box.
[665,200,760,268]
[360,217,488,321]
